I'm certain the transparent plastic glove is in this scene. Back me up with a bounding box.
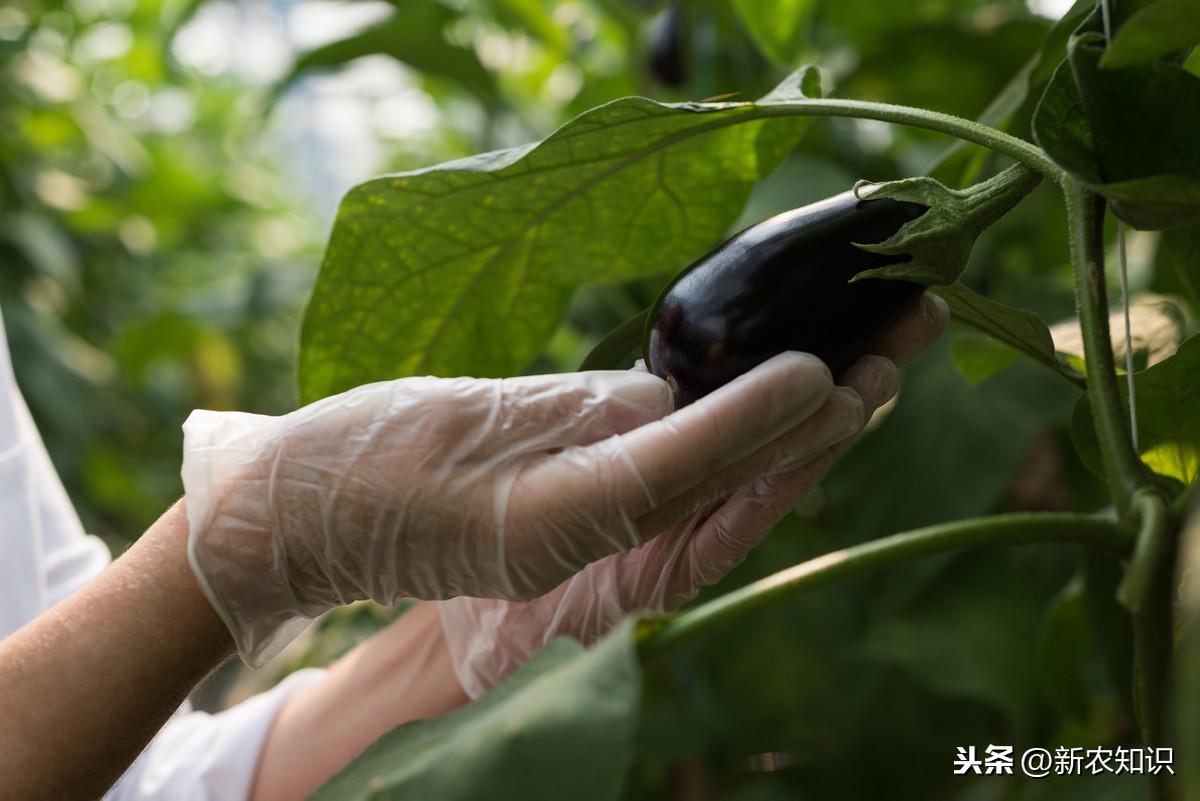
[439,293,950,698]
[182,352,837,666]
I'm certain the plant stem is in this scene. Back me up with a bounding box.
[751,99,1065,183]
[1124,491,1176,801]
[1064,181,1174,798]
[639,513,1129,659]
[1062,181,1147,513]
[1120,491,1173,612]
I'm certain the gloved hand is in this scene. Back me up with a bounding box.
[182,351,840,666]
[439,293,949,698]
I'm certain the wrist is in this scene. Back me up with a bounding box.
[182,409,331,666]
[140,499,236,662]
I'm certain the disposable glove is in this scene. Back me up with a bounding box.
[439,293,949,698]
[182,351,837,666]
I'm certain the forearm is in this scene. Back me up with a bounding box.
[250,602,468,801]
[0,500,234,801]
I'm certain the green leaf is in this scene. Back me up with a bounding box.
[732,0,813,67]
[578,308,648,371]
[313,621,641,801]
[299,76,812,401]
[951,334,1019,386]
[272,5,498,107]
[1033,30,1200,229]
[932,282,1083,386]
[1101,0,1200,69]
[1072,333,1200,485]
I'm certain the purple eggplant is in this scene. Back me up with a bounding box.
[646,191,928,407]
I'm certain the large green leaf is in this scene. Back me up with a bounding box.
[312,621,641,801]
[298,77,811,401]
[1101,0,1200,69]
[272,4,498,107]
[1072,333,1200,486]
[1033,28,1200,229]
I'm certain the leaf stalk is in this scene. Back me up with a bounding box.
[639,513,1128,659]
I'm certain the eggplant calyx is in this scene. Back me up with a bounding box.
[849,162,1043,286]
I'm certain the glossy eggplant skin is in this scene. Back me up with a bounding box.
[646,191,927,407]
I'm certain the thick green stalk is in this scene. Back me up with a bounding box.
[639,513,1128,659]
[1061,181,1147,513]
[1064,181,1174,799]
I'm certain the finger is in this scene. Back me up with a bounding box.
[837,355,900,416]
[869,292,949,366]
[520,351,834,536]
[616,351,833,510]
[672,450,838,591]
[494,370,674,451]
[633,387,862,535]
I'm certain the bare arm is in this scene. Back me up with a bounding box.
[249,602,469,801]
[0,500,234,801]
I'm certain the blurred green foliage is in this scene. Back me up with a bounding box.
[0,0,319,547]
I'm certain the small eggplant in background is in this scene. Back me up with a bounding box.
[647,2,688,87]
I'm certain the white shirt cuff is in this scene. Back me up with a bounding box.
[104,668,327,801]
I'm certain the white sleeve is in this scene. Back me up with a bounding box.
[0,309,332,801]
[104,668,328,801]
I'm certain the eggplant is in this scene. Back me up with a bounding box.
[647,2,687,87]
[646,191,928,407]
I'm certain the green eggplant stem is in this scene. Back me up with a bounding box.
[638,512,1129,659]
[751,98,1064,183]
